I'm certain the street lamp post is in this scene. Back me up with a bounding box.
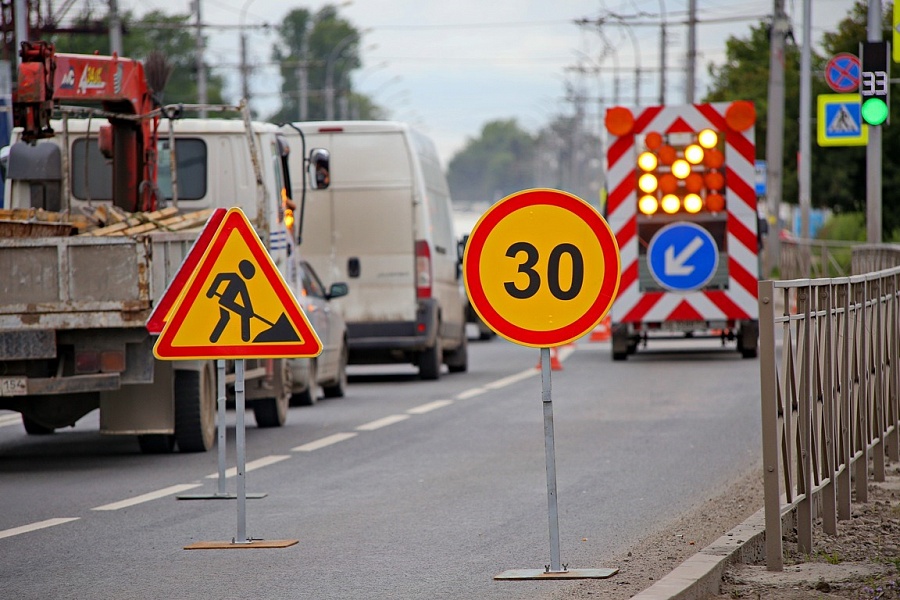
[325,32,361,120]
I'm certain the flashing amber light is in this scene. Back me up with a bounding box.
[284,208,295,229]
[725,100,756,132]
[685,172,704,193]
[683,193,703,213]
[638,151,658,171]
[704,148,724,169]
[705,171,725,191]
[658,173,678,194]
[672,159,691,179]
[645,131,663,150]
[638,194,659,215]
[706,192,725,212]
[698,129,718,149]
[658,145,677,165]
[684,144,704,164]
[638,173,659,193]
[661,194,680,214]
[606,106,635,136]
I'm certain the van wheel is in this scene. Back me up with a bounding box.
[418,343,443,380]
[254,359,291,427]
[291,359,320,406]
[445,334,468,373]
[174,364,216,453]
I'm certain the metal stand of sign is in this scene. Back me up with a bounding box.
[184,360,297,550]
[494,348,618,580]
[177,360,266,501]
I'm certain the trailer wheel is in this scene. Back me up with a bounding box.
[138,434,176,454]
[174,364,216,452]
[738,320,759,359]
[611,323,630,361]
[254,359,291,428]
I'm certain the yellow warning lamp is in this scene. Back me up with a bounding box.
[706,192,725,212]
[705,171,725,192]
[638,151,658,171]
[638,173,659,194]
[685,173,704,193]
[658,145,677,165]
[698,129,718,149]
[683,193,703,214]
[671,159,691,179]
[638,194,659,215]
[661,194,680,214]
[284,208,295,229]
[658,173,678,195]
[684,144,704,164]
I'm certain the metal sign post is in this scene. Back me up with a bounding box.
[540,347,562,573]
[235,359,249,543]
[177,359,266,501]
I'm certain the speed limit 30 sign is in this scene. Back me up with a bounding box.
[463,188,621,348]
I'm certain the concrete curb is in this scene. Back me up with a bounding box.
[629,507,769,600]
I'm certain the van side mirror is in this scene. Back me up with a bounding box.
[309,148,330,190]
[327,282,349,300]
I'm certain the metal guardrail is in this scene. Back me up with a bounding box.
[779,237,858,279]
[759,244,900,571]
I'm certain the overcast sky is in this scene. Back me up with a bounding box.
[128,0,860,165]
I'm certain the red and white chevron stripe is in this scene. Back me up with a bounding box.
[605,102,759,326]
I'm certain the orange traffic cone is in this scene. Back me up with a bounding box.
[589,316,612,342]
[535,348,564,371]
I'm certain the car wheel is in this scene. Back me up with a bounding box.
[323,343,348,398]
[254,359,292,427]
[418,342,443,380]
[291,359,320,406]
[173,364,216,452]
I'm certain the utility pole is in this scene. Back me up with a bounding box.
[298,20,311,121]
[764,0,789,276]
[109,0,123,55]
[193,0,208,117]
[866,0,883,243]
[686,0,696,103]
[658,1,667,104]
[799,0,812,279]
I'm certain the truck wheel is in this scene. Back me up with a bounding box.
[22,415,55,435]
[138,434,176,454]
[445,333,468,373]
[418,342,443,380]
[611,324,630,361]
[291,359,319,406]
[174,364,216,453]
[254,359,291,428]
[323,344,348,399]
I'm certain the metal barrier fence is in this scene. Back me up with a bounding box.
[759,244,900,571]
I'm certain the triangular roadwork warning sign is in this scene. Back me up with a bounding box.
[153,207,322,360]
[146,207,227,335]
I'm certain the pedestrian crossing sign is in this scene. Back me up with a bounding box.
[817,94,869,146]
[153,207,322,360]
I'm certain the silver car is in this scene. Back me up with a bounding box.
[290,261,349,405]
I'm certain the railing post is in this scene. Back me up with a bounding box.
[837,282,852,520]
[797,284,813,554]
[820,282,838,535]
[759,280,784,571]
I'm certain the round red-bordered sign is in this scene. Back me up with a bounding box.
[463,188,621,348]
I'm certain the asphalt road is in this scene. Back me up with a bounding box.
[0,334,762,599]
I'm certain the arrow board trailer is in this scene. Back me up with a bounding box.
[604,101,761,360]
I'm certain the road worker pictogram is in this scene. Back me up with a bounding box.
[153,207,321,360]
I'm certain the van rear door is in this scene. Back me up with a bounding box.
[303,129,417,324]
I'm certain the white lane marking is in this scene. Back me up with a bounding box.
[92,484,202,511]
[0,414,21,428]
[0,517,80,540]
[558,345,576,361]
[292,432,358,452]
[407,399,453,415]
[456,388,487,400]
[356,414,410,431]
[484,369,538,390]
[205,454,291,479]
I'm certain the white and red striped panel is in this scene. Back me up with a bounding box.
[606,102,759,325]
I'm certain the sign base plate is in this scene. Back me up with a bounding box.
[494,567,618,580]
[176,492,267,500]
[184,539,298,550]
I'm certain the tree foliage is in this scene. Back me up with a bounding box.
[703,0,900,238]
[446,119,536,204]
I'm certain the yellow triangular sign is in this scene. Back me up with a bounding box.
[153,207,322,360]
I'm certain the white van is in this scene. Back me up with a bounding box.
[281,121,467,379]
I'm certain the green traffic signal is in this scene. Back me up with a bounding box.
[861,97,889,126]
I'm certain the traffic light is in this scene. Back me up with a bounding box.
[860,41,890,126]
[635,129,726,217]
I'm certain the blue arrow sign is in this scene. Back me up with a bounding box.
[647,222,719,291]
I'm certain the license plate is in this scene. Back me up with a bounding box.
[0,377,26,396]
